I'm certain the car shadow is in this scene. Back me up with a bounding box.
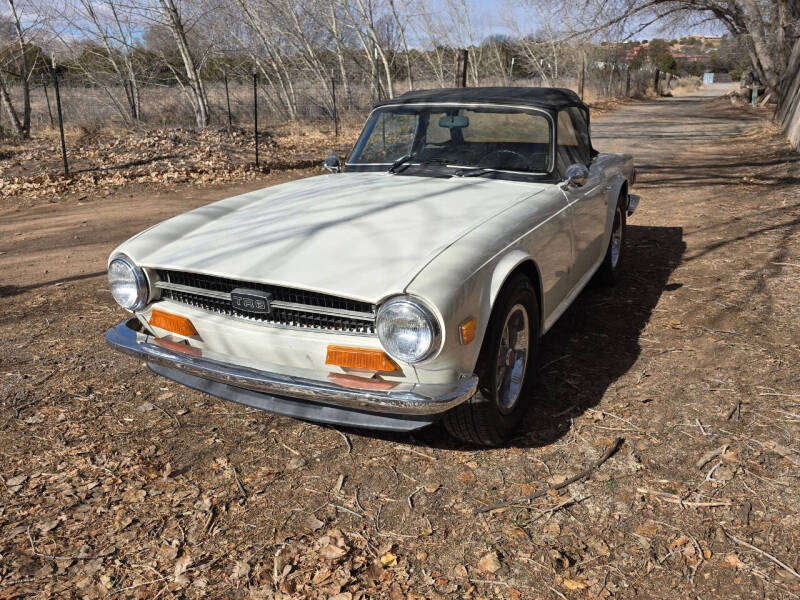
[0,271,107,298]
[403,224,686,449]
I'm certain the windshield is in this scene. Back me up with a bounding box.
[347,105,552,174]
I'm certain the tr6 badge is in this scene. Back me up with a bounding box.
[230,288,273,315]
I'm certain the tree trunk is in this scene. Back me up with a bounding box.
[6,0,30,137]
[388,0,413,90]
[327,0,350,106]
[0,73,25,137]
[158,0,210,130]
[777,38,800,151]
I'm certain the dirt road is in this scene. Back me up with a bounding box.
[2,89,799,599]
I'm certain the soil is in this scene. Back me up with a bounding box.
[1,86,800,599]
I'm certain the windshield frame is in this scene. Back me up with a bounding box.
[345,102,556,179]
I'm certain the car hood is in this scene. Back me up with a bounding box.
[117,172,546,302]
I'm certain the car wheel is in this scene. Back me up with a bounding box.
[596,195,627,285]
[443,274,540,446]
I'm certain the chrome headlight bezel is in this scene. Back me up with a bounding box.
[376,296,442,364]
[108,255,149,312]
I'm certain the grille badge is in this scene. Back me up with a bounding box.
[230,288,273,315]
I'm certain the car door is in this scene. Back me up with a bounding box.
[556,108,608,289]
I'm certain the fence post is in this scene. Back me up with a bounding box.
[224,71,232,133]
[253,70,259,168]
[653,69,661,95]
[625,67,631,97]
[331,76,339,137]
[43,81,54,127]
[50,63,68,177]
[455,49,468,87]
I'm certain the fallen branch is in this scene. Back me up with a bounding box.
[722,527,800,581]
[696,445,728,469]
[476,437,622,513]
[326,502,363,519]
[636,488,733,508]
[520,495,592,523]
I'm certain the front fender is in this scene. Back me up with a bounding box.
[488,250,543,330]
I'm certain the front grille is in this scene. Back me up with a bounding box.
[155,269,377,334]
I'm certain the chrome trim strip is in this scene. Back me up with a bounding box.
[107,319,477,416]
[156,281,230,300]
[155,281,376,320]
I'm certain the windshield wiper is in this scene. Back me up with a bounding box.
[456,167,501,178]
[388,155,448,173]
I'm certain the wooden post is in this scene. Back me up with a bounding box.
[625,67,631,97]
[51,64,68,176]
[253,71,259,168]
[653,69,661,95]
[331,76,339,137]
[224,71,232,133]
[578,53,586,99]
[455,49,468,87]
[43,81,54,127]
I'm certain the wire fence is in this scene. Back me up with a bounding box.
[1,63,669,178]
[9,64,665,134]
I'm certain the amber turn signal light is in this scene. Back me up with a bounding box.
[325,345,400,372]
[149,308,198,337]
[459,317,477,345]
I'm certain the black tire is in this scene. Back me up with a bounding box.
[443,274,540,446]
[596,195,627,285]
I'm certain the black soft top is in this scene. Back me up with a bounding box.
[374,86,588,113]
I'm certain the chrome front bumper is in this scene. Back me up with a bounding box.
[106,319,477,419]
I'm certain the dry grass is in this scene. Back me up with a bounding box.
[671,76,704,96]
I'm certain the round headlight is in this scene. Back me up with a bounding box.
[108,255,149,311]
[376,297,441,364]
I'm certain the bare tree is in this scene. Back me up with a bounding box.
[548,0,799,114]
[3,0,31,136]
[387,0,412,90]
[345,0,395,99]
[53,0,144,125]
[157,0,210,129]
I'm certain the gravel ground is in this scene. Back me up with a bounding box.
[1,87,800,599]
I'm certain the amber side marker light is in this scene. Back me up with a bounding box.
[326,345,400,372]
[459,317,477,345]
[149,308,198,337]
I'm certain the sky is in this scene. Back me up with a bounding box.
[433,0,726,44]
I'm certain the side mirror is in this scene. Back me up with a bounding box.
[323,153,341,173]
[564,163,589,187]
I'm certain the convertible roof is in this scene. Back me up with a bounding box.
[374,86,588,112]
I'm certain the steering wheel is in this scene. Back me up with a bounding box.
[478,149,533,171]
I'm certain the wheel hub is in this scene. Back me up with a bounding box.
[495,304,530,414]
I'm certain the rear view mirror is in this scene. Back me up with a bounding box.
[323,153,341,173]
[438,115,469,129]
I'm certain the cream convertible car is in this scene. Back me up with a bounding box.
[106,87,638,446]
